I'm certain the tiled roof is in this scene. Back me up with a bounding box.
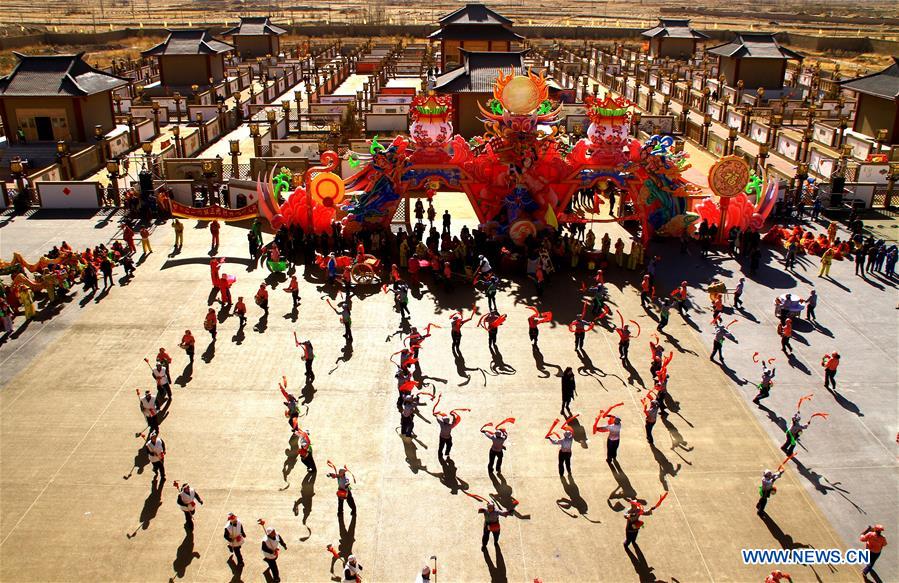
[142,29,234,56]
[707,33,803,59]
[438,3,513,25]
[222,16,287,36]
[433,50,526,93]
[0,52,128,97]
[641,18,709,40]
[429,24,523,41]
[840,57,899,100]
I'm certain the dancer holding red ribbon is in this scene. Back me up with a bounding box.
[433,395,468,459]
[449,306,475,353]
[482,419,514,474]
[545,415,578,476]
[623,493,667,548]
[594,403,624,463]
[478,500,513,549]
[757,468,784,515]
[478,311,507,350]
[326,463,356,516]
[526,306,552,347]
[752,356,776,405]
[569,314,595,351]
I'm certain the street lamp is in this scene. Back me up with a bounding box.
[141,140,154,169]
[267,108,278,139]
[229,139,241,178]
[151,101,161,135]
[202,159,217,205]
[232,91,243,123]
[282,100,291,135]
[172,125,183,158]
[885,162,899,208]
[56,140,70,179]
[9,157,28,207]
[191,84,200,104]
[249,122,261,157]
[106,159,122,206]
[631,110,642,137]
[173,91,183,125]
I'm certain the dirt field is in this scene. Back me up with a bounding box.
[0,1,897,40]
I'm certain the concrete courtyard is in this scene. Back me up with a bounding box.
[0,209,895,582]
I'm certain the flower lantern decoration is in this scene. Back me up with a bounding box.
[410,92,453,147]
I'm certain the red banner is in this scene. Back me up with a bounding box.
[170,199,258,222]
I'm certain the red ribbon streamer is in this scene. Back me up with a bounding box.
[651,491,669,510]
[777,453,797,472]
[796,393,814,411]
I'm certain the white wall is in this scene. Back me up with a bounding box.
[37,182,100,209]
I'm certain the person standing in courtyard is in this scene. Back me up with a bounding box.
[255,283,269,315]
[123,224,136,254]
[756,469,784,515]
[223,513,246,566]
[100,255,114,288]
[204,308,217,340]
[342,555,363,582]
[144,430,165,482]
[778,317,793,355]
[179,330,195,365]
[172,217,184,250]
[434,408,461,459]
[450,309,473,353]
[805,289,817,322]
[643,398,660,445]
[478,502,512,548]
[752,360,776,405]
[284,275,300,310]
[326,467,356,515]
[822,352,840,390]
[483,425,508,474]
[561,367,576,416]
[595,416,622,463]
[781,412,808,455]
[235,297,247,328]
[859,524,887,579]
[547,428,574,477]
[818,247,834,278]
[295,337,315,380]
[260,522,287,583]
[209,219,221,250]
[623,499,653,549]
[140,226,152,255]
[176,482,203,530]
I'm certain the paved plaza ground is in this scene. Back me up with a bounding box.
[0,207,896,582]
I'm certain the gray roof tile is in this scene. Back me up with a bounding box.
[0,52,128,97]
[840,57,899,100]
[142,29,234,56]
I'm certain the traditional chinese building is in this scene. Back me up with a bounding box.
[641,19,708,60]
[142,29,233,89]
[429,3,523,71]
[222,16,287,60]
[433,50,526,137]
[707,33,803,90]
[0,52,128,143]
[840,57,899,145]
